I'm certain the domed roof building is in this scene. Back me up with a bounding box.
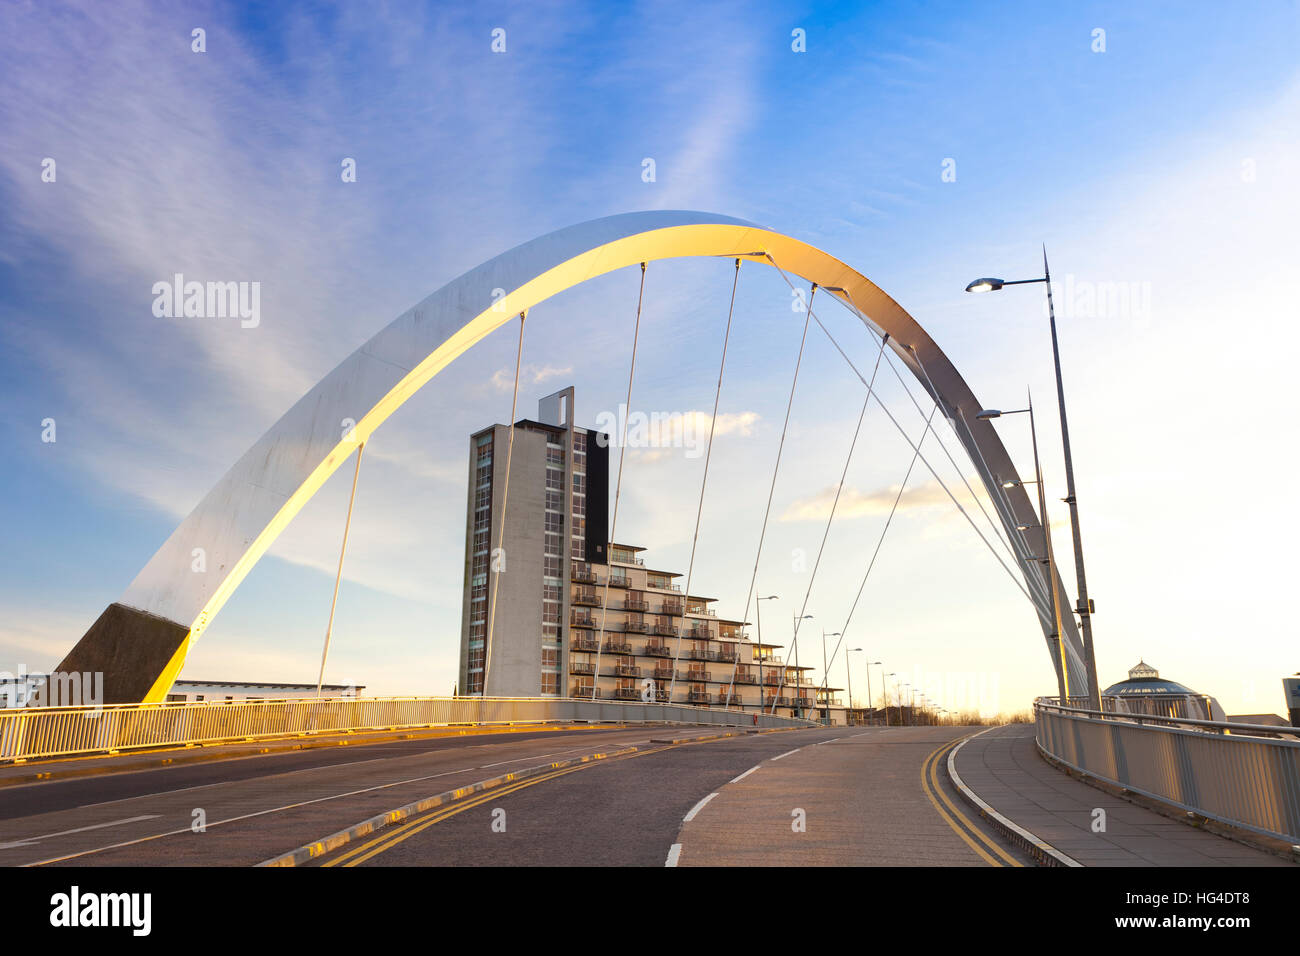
[1101,660,1225,721]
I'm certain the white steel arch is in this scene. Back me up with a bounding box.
[56,211,1086,702]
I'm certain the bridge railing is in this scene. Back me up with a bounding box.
[1034,698,1300,844]
[0,695,813,763]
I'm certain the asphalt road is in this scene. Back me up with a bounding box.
[311,725,1032,867]
[0,725,667,866]
[2,723,1032,867]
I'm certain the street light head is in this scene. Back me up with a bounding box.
[965,277,1004,293]
[975,409,1002,421]
[1002,479,1021,489]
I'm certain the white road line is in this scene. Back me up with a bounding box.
[729,765,760,784]
[682,793,718,822]
[665,843,682,867]
[770,749,801,761]
[20,766,482,866]
[0,815,160,850]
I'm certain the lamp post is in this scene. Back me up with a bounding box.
[756,595,778,715]
[876,663,888,726]
[885,672,897,725]
[978,396,1069,702]
[822,631,840,724]
[847,647,863,724]
[864,659,881,725]
[967,256,1100,710]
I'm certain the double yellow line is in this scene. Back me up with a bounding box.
[920,737,1021,868]
[323,742,681,867]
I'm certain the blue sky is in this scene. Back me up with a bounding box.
[1,0,1297,715]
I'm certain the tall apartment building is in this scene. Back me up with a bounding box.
[458,387,835,721]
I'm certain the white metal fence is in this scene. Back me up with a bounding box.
[0,695,813,763]
[1035,699,1300,845]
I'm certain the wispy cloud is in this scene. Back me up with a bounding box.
[491,364,574,391]
[780,479,952,522]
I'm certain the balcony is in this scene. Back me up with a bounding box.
[763,674,782,685]
[687,691,712,704]
[572,588,601,607]
[734,673,758,684]
[791,697,813,708]
[624,598,650,612]
[764,696,790,708]
[571,565,597,585]
[710,648,738,663]
[689,626,712,640]
[686,669,709,682]
[570,613,596,629]
[607,574,630,588]
[688,648,712,662]
[716,692,739,705]
[605,640,633,655]
[570,661,595,675]
[653,623,677,638]
[623,620,650,634]
[612,687,641,700]
[643,642,674,658]
[646,580,682,591]
[610,551,645,566]
[571,684,594,697]
[653,667,679,681]
[614,664,641,678]
[660,601,684,616]
[570,636,599,652]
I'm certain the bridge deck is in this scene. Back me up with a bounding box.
[953,724,1294,866]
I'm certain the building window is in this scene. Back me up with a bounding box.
[542,672,560,695]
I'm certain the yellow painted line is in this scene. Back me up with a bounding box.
[324,733,743,867]
[332,762,597,867]
[919,740,1005,868]
[927,737,1021,867]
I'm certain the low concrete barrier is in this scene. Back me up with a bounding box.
[0,695,813,763]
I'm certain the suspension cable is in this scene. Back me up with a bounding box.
[818,403,938,695]
[727,280,816,715]
[482,311,526,696]
[672,259,742,704]
[317,439,364,697]
[593,263,647,699]
[831,290,1026,574]
[763,257,1039,612]
[773,332,891,713]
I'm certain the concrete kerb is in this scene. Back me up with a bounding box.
[946,728,1081,868]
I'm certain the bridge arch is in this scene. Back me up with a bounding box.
[55,211,1087,702]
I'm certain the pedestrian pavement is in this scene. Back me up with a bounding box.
[952,724,1294,867]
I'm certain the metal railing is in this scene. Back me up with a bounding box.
[1035,698,1300,844]
[0,695,814,763]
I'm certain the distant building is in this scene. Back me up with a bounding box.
[458,386,837,721]
[1101,660,1225,721]
[0,672,46,708]
[165,680,364,702]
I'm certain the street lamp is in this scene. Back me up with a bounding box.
[846,647,863,721]
[822,631,841,724]
[966,254,1100,709]
[979,396,1070,702]
[884,672,897,726]
[756,595,778,715]
[864,659,881,725]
